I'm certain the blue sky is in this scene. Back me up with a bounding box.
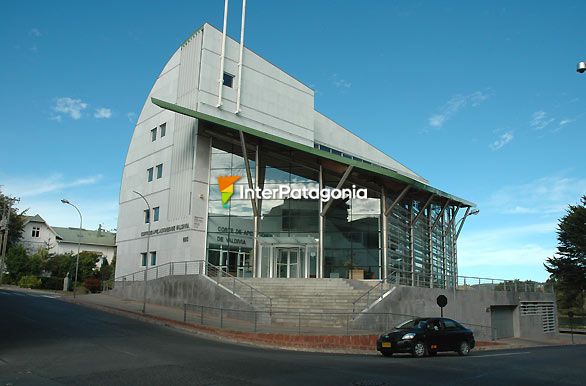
[1,1,585,281]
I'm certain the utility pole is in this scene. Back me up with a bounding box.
[0,197,19,286]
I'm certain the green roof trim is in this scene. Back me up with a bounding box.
[151,97,475,207]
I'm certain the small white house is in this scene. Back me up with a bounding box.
[21,214,116,263]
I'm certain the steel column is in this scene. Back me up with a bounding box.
[320,165,354,217]
[412,194,435,226]
[381,187,388,280]
[384,186,410,216]
[318,165,325,278]
[239,131,258,216]
[217,0,229,107]
[409,201,415,286]
[456,207,472,240]
[428,206,433,288]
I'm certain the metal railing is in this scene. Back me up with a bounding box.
[205,263,272,312]
[352,278,395,314]
[114,260,205,282]
[113,260,272,312]
[179,302,495,340]
[351,273,554,316]
[456,276,554,293]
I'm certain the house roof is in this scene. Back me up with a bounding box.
[23,214,46,224]
[52,227,116,247]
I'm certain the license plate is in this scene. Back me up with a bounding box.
[382,342,391,348]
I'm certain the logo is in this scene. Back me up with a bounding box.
[217,176,241,208]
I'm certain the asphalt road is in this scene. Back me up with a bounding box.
[1,288,585,386]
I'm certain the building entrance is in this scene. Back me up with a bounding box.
[275,248,301,278]
[258,236,319,278]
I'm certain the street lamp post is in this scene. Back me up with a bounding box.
[61,199,82,298]
[133,190,151,314]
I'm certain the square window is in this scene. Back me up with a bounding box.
[147,167,154,182]
[153,207,160,222]
[31,226,40,238]
[150,251,157,266]
[156,164,163,179]
[141,252,147,267]
[223,72,234,88]
[151,128,157,142]
[144,209,150,224]
[160,123,166,137]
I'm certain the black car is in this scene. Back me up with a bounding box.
[376,317,475,358]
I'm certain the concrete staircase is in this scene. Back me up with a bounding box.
[229,278,373,328]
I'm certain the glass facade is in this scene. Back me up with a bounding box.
[207,145,255,277]
[205,140,458,288]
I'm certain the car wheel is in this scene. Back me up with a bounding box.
[457,341,470,356]
[412,341,426,358]
[381,351,393,357]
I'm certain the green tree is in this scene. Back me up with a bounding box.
[29,248,50,276]
[4,245,29,281]
[99,258,113,281]
[76,251,101,282]
[0,188,25,250]
[545,195,586,311]
[45,253,75,279]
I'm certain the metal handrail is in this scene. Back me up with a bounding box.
[352,278,391,314]
[351,274,553,314]
[204,262,272,312]
[115,260,205,282]
[113,260,272,312]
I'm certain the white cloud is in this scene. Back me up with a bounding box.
[2,174,116,230]
[17,197,118,231]
[486,175,586,215]
[552,117,576,133]
[428,91,490,128]
[126,112,136,123]
[558,118,574,126]
[331,74,351,89]
[94,107,112,119]
[4,174,103,198]
[489,131,514,150]
[458,222,557,279]
[53,97,88,120]
[530,110,555,130]
[29,28,42,37]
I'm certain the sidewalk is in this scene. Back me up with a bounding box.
[63,292,560,354]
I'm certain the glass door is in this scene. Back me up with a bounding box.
[275,248,301,278]
[289,249,298,278]
[219,250,229,273]
[276,249,288,278]
[237,251,251,277]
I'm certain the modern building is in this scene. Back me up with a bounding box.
[21,214,116,263]
[115,23,476,287]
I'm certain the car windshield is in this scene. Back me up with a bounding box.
[395,319,428,330]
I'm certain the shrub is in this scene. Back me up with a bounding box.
[18,275,42,289]
[39,276,64,290]
[84,277,101,293]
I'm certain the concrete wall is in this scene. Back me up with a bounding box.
[353,285,557,341]
[110,275,255,315]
